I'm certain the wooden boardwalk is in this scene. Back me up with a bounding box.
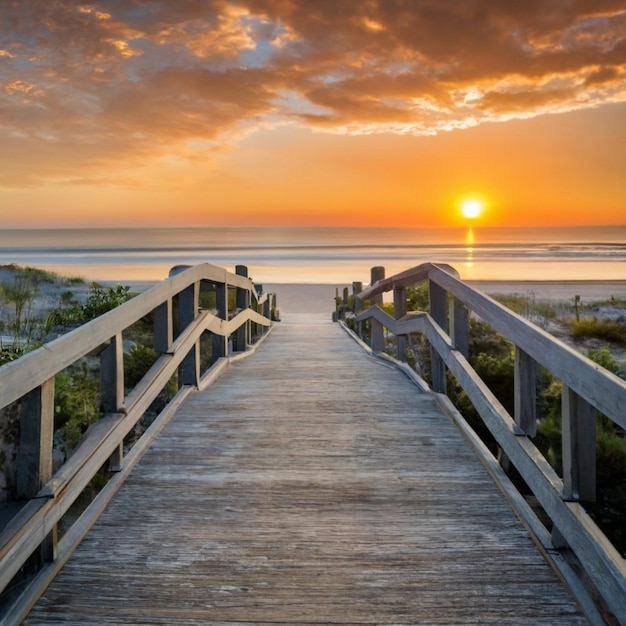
[24,314,589,625]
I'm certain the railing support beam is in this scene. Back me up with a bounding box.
[429,279,447,393]
[16,377,57,562]
[353,282,363,339]
[101,333,126,470]
[153,298,173,353]
[450,296,469,358]
[371,317,385,352]
[393,286,407,361]
[235,265,250,352]
[514,347,537,437]
[101,333,124,413]
[562,385,596,502]
[213,282,228,359]
[179,281,200,386]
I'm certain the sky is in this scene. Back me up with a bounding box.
[1,0,625,229]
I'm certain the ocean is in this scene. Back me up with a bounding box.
[0,225,624,286]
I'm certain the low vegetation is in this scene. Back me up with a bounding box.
[569,317,626,344]
[0,267,172,503]
[47,284,132,330]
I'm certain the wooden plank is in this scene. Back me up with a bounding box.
[25,315,588,625]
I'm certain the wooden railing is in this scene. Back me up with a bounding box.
[337,262,626,623]
[0,263,276,623]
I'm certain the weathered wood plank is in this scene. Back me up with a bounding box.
[24,315,588,625]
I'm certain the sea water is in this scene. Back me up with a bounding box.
[0,225,624,285]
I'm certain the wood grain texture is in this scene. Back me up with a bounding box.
[24,314,588,625]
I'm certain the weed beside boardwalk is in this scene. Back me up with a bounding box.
[570,317,626,344]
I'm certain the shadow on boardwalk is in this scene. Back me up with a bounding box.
[25,314,588,625]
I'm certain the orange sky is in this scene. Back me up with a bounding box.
[1,1,625,229]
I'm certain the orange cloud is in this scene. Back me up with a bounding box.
[0,0,625,205]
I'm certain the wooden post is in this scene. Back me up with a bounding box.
[371,318,385,352]
[370,267,385,306]
[394,286,407,361]
[213,282,228,359]
[235,265,250,351]
[153,299,173,354]
[562,384,596,502]
[514,347,537,437]
[263,295,271,321]
[17,378,57,561]
[100,333,125,471]
[179,281,200,386]
[340,287,349,320]
[251,285,261,339]
[429,280,447,393]
[352,282,363,314]
[101,333,124,413]
[353,282,363,338]
[449,296,469,359]
[267,293,276,321]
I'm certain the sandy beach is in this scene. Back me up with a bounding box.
[1,266,624,318]
[264,281,626,315]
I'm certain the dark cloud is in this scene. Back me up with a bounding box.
[1,0,625,184]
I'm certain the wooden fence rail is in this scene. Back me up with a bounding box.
[338,262,626,623]
[0,263,276,621]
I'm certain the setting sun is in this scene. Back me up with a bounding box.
[461,199,484,220]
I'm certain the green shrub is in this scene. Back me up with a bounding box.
[82,284,132,320]
[54,362,101,451]
[406,283,430,311]
[586,346,622,374]
[15,266,60,284]
[468,319,512,361]
[0,346,28,366]
[571,318,626,344]
[49,283,133,329]
[492,293,557,325]
[124,344,159,390]
[0,273,40,344]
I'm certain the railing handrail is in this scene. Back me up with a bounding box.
[0,263,267,409]
[345,262,626,623]
[0,263,276,623]
[357,262,626,429]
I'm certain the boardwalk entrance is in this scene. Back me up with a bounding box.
[24,314,587,624]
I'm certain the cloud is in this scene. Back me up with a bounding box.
[1,0,625,185]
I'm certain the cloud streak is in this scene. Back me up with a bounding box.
[1,0,625,184]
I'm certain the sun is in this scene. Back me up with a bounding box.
[461,199,484,220]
